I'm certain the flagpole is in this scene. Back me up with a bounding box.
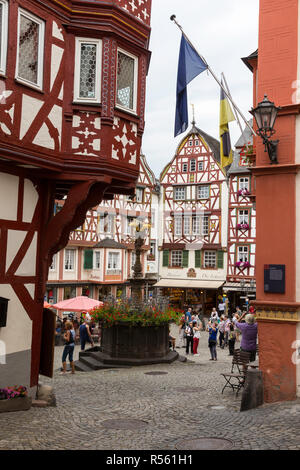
[170,15,257,137]
[221,72,250,149]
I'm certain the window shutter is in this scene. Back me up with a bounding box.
[195,250,202,268]
[162,250,169,267]
[217,251,224,269]
[84,249,93,269]
[182,250,189,268]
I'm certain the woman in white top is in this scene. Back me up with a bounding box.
[192,321,201,356]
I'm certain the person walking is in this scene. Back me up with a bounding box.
[192,321,201,356]
[207,321,218,361]
[185,321,194,355]
[61,321,75,375]
[79,321,94,351]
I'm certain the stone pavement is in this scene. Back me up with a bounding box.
[0,325,299,451]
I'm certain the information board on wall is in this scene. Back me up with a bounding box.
[264,265,285,294]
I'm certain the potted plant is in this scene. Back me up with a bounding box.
[0,386,32,413]
[89,299,183,363]
[237,223,250,230]
[237,189,251,197]
[235,261,251,269]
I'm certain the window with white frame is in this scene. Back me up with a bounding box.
[16,9,45,89]
[204,250,216,268]
[150,241,156,258]
[238,209,249,225]
[107,252,120,270]
[94,251,100,269]
[198,161,204,171]
[188,140,193,146]
[238,246,249,263]
[201,215,209,236]
[136,187,144,203]
[183,216,191,235]
[99,213,114,235]
[182,163,188,172]
[190,159,196,172]
[239,177,250,191]
[64,249,75,271]
[116,49,138,112]
[198,185,210,199]
[171,250,183,267]
[174,186,186,200]
[195,140,199,146]
[50,254,57,271]
[0,0,8,75]
[192,215,200,235]
[174,216,182,236]
[126,217,136,236]
[74,38,102,103]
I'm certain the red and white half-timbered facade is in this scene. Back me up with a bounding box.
[47,154,159,302]
[156,125,228,312]
[224,123,256,306]
[0,0,152,391]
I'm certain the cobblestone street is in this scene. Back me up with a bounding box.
[1,326,300,451]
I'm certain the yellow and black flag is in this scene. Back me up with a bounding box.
[219,79,235,171]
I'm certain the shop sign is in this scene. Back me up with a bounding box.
[187,268,196,278]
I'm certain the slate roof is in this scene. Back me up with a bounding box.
[93,238,127,249]
[189,124,221,163]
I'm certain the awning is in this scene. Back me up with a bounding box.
[223,281,256,292]
[153,279,225,289]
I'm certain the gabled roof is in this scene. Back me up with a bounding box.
[94,238,127,249]
[242,49,258,72]
[227,151,250,175]
[191,125,220,163]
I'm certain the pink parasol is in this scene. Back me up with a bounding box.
[44,301,55,309]
[53,296,103,312]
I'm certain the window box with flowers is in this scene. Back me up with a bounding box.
[237,223,250,230]
[237,189,251,197]
[235,261,251,269]
[0,386,32,413]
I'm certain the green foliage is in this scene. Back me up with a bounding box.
[91,299,183,327]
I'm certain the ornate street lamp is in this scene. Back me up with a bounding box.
[250,95,281,164]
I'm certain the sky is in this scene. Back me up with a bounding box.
[141,0,260,178]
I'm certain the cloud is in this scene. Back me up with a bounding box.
[142,0,259,177]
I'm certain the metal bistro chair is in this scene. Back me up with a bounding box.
[221,349,251,396]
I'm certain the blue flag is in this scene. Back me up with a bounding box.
[175,34,208,137]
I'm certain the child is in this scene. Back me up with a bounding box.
[228,322,236,356]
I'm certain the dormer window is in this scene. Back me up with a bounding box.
[74,38,102,103]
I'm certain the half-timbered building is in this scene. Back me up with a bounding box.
[223,122,256,310]
[155,123,228,313]
[47,154,159,303]
[0,0,152,391]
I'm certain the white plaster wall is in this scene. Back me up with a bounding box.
[0,173,18,220]
[0,284,32,355]
[23,179,39,223]
[221,180,229,248]
[20,95,43,140]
